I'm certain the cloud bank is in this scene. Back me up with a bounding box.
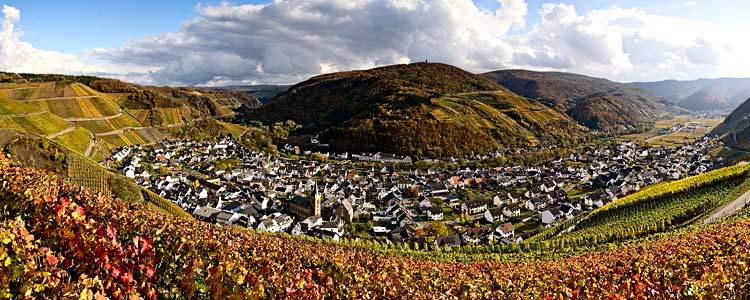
[2,1,750,85]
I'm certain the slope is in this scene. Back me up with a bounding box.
[482,69,679,132]
[712,97,750,150]
[628,78,750,111]
[3,151,750,299]
[251,63,588,156]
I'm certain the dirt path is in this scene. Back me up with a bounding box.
[83,133,96,157]
[64,111,123,122]
[0,110,48,118]
[46,126,76,139]
[22,95,99,102]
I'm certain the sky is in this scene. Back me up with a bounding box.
[1,0,749,86]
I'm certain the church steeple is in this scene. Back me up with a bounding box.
[313,182,322,217]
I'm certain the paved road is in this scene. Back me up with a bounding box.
[702,175,750,224]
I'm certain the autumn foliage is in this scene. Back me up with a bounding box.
[3,151,750,299]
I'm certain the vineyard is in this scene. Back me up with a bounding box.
[0,98,41,115]
[38,97,121,119]
[72,114,143,134]
[52,127,92,154]
[66,151,112,197]
[101,130,151,147]
[0,112,72,136]
[3,152,750,299]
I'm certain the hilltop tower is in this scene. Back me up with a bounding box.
[313,182,322,217]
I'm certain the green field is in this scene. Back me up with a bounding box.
[101,130,151,147]
[0,112,72,136]
[0,98,42,115]
[219,121,248,138]
[52,127,92,154]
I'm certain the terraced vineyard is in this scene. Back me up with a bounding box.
[72,113,142,134]
[66,152,111,197]
[5,153,750,299]
[34,96,121,119]
[51,127,92,154]
[0,112,72,136]
[101,130,151,147]
[0,98,42,115]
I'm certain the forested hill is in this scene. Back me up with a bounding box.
[249,63,588,157]
[482,69,680,132]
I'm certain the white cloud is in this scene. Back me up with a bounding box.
[2,1,750,85]
[0,5,89,74]
[683,1,698,7]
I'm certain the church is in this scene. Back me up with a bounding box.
[288,184,322,219]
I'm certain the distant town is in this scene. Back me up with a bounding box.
[105,135,723,250]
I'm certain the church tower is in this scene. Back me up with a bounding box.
[313,182,322,217]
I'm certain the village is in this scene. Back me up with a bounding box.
[105,135,723,250]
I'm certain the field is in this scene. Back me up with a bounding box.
[66,151,112,197]
[0,112,72,136]
[100,130,152,147]
[127,108,186,126]
[33,96,121,119]
[2,82,72,100]
[87,138,117,162]
[72,114,143,134]
[619,115,725,147]
[218,121,248,138]
[0,98,42,115]
[51,127,92,154]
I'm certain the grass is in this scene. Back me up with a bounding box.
[52,127,92,154]
[218,121,248,138]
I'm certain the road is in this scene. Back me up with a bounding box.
[21,95,99,102]
[46,126,76,139]
[0,110,48,118]
[702,171,750,224]
[64,111,123,122]
[645,123,687,143]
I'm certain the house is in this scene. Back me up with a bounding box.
[433,234,462,250]
[461,199,488,214]
[495,222,515,239]
[430,183,450,196]
[463,227,492,244]
[492,195,506,207]
[503,204,521,218]
[427,206,444,221]
[334,199,354,223]
[193,206,221,222]
[484,207,505,223]
[507,191,523,203]
[541,208,561,225]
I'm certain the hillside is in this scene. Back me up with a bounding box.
[0,73,260,160]
[4,152,750,298]
[213,84,291,104]
[482,70,679,132]
[628,78,750,112]
[712,97,750,150]
[251,63,588,156]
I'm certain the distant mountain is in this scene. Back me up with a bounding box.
[250,63,588,156]
[213,85,291,104]
[627,78,750,112]
[482,70,679,132]
[712,96,750,150]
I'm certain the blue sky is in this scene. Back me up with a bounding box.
[6,0,744,56]
[1,0,749,85]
